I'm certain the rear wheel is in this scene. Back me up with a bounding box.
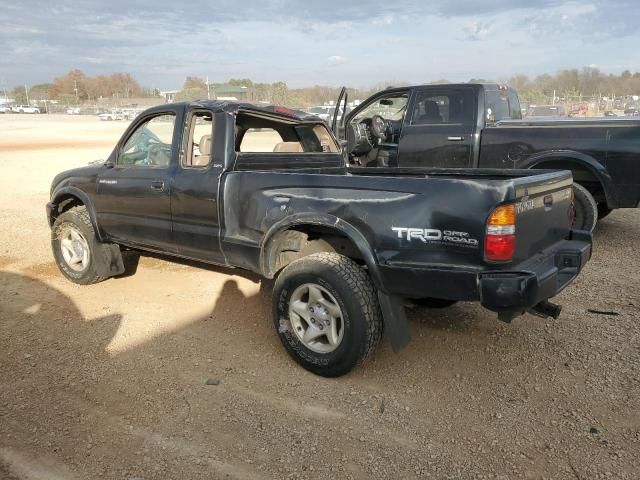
[597,204,613,220]
[273,252,382,377]
[572,183,597,232]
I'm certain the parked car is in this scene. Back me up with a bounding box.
[331,83,640,232]
[121,109,143,120]
[305,105,351,123]
[66,107,81,115]
[47,101,592,377]
[0,105,9,114]
[305,105,335,121]
[526,105,568,118]
[98,110,125,121]
[11,104,40,114]
[623,103,640,116]
[569,103,588,116]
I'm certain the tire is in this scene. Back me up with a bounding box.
[597,204,613,220]
[273,252,383,377]
[411,298,458,309]
[572,183,597,232]
[51,206,106,285]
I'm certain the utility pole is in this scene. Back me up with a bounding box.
[74,80,79,103]
[206,76,210,100]
[24,85,29,105]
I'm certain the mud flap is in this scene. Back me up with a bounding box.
[94,242,125,278]
[377,291,411,352]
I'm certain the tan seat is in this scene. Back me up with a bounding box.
[193,134,211,166]
[273,141,303,153]
[313,125,338,152]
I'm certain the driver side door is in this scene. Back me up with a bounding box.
[342,90,409,167]
[93,108,182,251]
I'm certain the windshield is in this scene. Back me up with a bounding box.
[352,95,408,122]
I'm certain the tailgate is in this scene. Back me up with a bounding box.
[510,170,574,264]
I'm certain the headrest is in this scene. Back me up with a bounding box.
[199,135,212,155]
[273,141,303,153]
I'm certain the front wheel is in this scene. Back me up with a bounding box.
[51,206,105,285]
[273,253,383,377]
[572,183,597,232]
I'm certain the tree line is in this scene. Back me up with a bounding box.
[7,67,640,108]
[8,70,145,105]
[158,68,640,108]
[504,67,640,105]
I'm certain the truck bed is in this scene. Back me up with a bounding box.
[222,167,574,275]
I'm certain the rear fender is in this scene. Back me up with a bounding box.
[524,150,617,206]
[260,213,383,288]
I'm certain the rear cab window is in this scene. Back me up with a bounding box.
[234,111,341,170]
[485,87,522,124]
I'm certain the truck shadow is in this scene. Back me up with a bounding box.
[126,251,264,283]
[406,303,473,332]
[1,268,618,478]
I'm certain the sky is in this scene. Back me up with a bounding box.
[1,0,639,90]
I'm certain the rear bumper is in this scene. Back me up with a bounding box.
[478,230,592,314]
[377,230,592,316]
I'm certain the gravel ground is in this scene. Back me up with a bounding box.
[0,115,638,479]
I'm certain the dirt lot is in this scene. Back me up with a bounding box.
[0,114,638,479]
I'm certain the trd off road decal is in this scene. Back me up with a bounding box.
[392,227,479,248]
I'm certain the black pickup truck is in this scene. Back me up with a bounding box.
[47,101,591,377]
[333,84,640,231]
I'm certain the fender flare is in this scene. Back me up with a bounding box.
[523,150,617,206]
[49,187,105,242]
[260,213,411,352]
[260,213,386,292]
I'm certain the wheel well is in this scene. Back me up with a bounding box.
[263,225,364,278]
[532,159,606,204]
[51,194,84,224]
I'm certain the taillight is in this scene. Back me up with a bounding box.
[485,204,516,262]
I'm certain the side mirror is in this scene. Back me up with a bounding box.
[104,159,115,169]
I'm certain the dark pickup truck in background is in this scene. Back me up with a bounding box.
[47,101,591,377]
[333,83,640,231]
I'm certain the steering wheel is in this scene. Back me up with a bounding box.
[146,144,161,166]
[370,114,387,141]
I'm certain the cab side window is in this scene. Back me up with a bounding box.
[183,111,213,168]
[411,90,475,126]
[118,114,176,168]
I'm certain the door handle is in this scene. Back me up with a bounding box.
[447,136,464,141]
[150,181,165,192]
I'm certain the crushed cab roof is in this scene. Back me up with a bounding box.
[153,100,318,121]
